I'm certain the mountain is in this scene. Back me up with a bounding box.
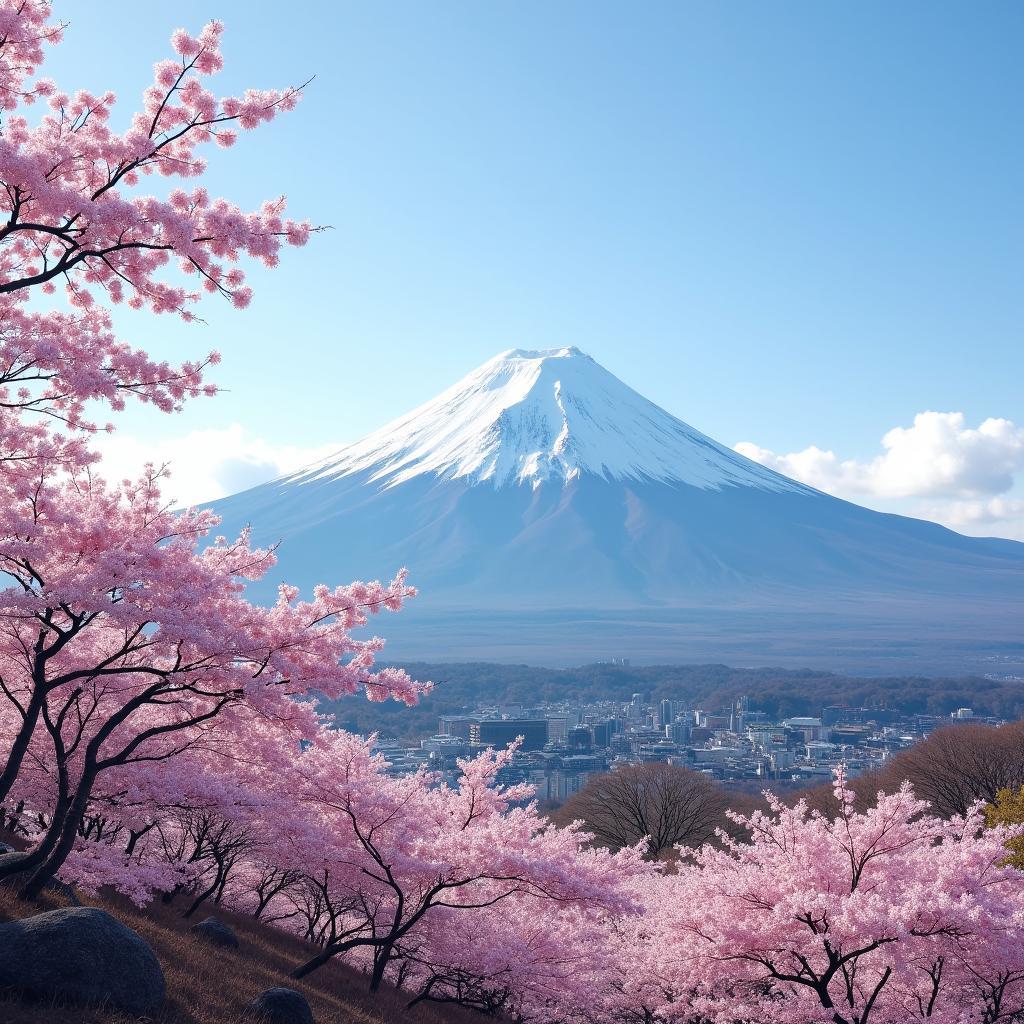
[298,346,805,492]
[212,348,1024,674]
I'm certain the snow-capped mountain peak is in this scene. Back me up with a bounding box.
[292,347,807,492]
[212,349,1024,670]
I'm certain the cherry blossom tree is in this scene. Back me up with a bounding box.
[0,8,311,445]
[657,771,1024,1024]
[396,896,633,1020]
[285,733,646,991]
[0,3,424,903]
[0,462,421,900]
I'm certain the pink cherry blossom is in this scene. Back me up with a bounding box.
[646,770,1024,1024]
[0,5,423,903]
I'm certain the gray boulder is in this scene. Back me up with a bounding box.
[0,841,16,854]
[246,987,315,1024]
[190,915,239,948]
[0,849,29,872]
[0,906,165,1016]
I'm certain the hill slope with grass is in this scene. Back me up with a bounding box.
[0,883,474,1024]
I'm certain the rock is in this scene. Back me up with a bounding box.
[0,842,16,854]
[246,987,315,1024]
[0,850,29,873]
[0,906,165,1016]
[190,915,239,948]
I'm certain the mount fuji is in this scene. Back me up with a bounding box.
[212,348,1024,672]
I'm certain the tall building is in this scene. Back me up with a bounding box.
[730,695,749,734]
[628,693,643,721]
[567,726,592,750]
[668,721,691,744]
[659,699,674,728]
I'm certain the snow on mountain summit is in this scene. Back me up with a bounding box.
[211,350,1024,669]
[292,347,808,492]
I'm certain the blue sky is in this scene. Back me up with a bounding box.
[45,2,1024,534]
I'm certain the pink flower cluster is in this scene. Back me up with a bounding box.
[0,1,311,464]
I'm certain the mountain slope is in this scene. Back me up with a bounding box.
[212,349,1024,672]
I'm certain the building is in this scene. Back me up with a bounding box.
[546,716,569,742]
[659,699,675,728]
[805,741,838,762]
[731,695,749,733]
[628,694,643,721]
[703,714,733,732]
[470,719,549,751]
[782,716,825,742]
[420,735,470,757]
[567,726,592,749]
[831,725,871,746]
[438,715,478,739]
[668,721,691,745]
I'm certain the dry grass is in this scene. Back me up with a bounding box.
[0,882,478,1024]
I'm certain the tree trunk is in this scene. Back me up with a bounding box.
[213,860,232,904]
[369,942,395,993]
[183,871,223,919]
[0,696,43,806]
[406,975,438,1010]
[17,773,92,900]
[291,944,341,979]
[0,799,25,836]
[0,779,70,883]
[124,823,154,857]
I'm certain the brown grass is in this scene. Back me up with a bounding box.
[0,882,477,1024]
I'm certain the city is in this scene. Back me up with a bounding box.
[370,691,992,802]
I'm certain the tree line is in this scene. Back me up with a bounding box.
[324,660,1024,740]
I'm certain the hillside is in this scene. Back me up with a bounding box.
[0,883,474,1024]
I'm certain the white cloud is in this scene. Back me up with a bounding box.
[736,412,1024,541]
[94,424,343,507]
[917,497,1024,535]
